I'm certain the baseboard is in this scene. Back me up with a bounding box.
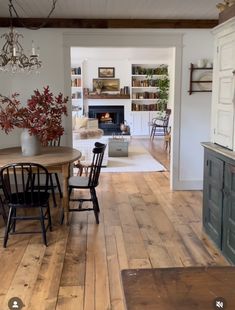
[171,179,203,191]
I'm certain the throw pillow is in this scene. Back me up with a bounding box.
[74,117,88,131]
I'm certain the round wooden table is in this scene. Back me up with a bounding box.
[0,146,81,224]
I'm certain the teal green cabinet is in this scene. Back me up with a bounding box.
[203,152,224,247]
[222,163,235,264]
[202,143,235,264]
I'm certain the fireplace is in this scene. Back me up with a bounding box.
[89,105,124,135]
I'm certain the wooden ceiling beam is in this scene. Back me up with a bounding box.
[0,18,218,29]
[219,4,235,24]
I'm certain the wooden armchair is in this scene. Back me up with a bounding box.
[150,109,171,140]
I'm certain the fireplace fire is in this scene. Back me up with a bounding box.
[99,113,113,123]
[89,105,124,135]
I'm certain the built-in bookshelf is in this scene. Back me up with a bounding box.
[71,65,83,116]
[131,64,169,111]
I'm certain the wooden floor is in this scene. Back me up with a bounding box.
[0,137,229,310]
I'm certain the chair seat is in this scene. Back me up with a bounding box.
[69,176,89,187]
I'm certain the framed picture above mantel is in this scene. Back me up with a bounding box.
[93,78,120,92]
[98,67,115,78]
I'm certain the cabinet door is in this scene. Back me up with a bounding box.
[222,163,235,264]
[203,152,224,247]
[131,112,142,135]
[131,112,150,136]
[141,112,151,135]
[212,33,235,149]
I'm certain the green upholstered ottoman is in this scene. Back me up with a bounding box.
[108,138,129,157]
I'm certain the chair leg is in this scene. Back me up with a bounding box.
[47,204,52,232]
[0,196,7,225]
[3,207,13,248]
[151,126,156,140]
[39,207,47,246]
[49,174,57,208]
[69,187,73,198]
[93,189,100,213]
[90,188,99,224]
[55,173,63,198]
[60,208,64,225]
[12,208,17,233]
[150,126,154,139]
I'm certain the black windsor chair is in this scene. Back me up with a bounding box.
[0,162,52,247]
[67,142,106,224]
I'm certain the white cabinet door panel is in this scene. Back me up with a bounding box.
[131,112,142,135]
[219,76,234,102]
[220,43,235,71]
[213,32,235,149]
[215,109,234,149]
[141,112,151,135]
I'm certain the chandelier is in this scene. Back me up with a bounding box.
[0,0,57,73]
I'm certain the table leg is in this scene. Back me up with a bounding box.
[62,163,70,225]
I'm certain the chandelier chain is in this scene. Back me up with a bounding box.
[10,0,58,30]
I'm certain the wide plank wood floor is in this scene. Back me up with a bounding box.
[0,137,229,310]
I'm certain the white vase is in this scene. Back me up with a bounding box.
[21,129,41,156]
[197,59,205,68]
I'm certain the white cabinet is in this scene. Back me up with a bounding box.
[211,18,235,150]
[71,64,84,117]
[131,111,151,136]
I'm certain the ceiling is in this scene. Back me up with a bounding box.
[0,0,220,20]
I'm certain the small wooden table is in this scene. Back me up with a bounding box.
[0,146,81,224]
[122,267,235,310]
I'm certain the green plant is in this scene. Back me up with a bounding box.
[158,76,169,100]
[157,101,167,111]
[145,68,154,79]
[155,65,168,75]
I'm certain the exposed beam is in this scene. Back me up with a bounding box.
[0,18,218,29]
[219,4,235,24]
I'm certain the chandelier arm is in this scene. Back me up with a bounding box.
[10,0,58,30]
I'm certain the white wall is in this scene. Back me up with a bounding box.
[179,30,213,187]
[0,28,67,146]
[0,27,213,190]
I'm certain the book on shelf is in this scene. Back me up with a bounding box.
[71,78,81,87]
[72,91,82,99]
[132,102,159,111]
[71,67,81,75]
[132,92,159,99]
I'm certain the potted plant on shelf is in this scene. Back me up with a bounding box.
[0,86,68,156]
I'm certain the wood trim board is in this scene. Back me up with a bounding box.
[0,18,218,28]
